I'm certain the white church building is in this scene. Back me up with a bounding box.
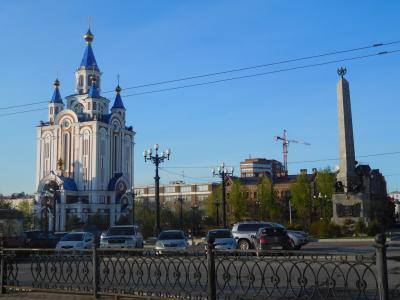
[35,28,135,231]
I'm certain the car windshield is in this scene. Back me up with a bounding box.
[61,233,83,241]
[208,230,232,238]
[158,231,185,240]
[107,227,135,236]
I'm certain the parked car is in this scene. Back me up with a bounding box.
[388,234,400,247]
[79,225,102,246]
[206,229,237,250]
[286,230,309,250]
[100,225,143,249]
[56,232,94,250]
[232,221,279,250]
[25,231,59,248]
[252,226,290,250]
[155,230,188,252]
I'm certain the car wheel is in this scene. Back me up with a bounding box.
[238,239,251,250]
[288,238,296,249]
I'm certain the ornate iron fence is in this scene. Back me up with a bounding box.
[0,235,396,300]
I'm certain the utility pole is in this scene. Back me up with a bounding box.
[213,162,234,229]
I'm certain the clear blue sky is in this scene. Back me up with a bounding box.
[0,1,399,194]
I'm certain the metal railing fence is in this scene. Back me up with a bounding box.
[0,234,397,300]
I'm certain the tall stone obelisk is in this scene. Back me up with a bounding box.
[336,67,357,191]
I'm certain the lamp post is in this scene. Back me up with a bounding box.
[191,204,198,239]
[214,199,221,227]
[176,195,184,231]
[255,199,261,221]
[212,162,234,229]
[143,144,171,236]
[313,192,328,220]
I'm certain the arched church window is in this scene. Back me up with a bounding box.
[63,133,70,173]
[74,103,84,114]
[50,107,53,114]
[79,75,83,87]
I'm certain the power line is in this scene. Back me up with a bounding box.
[121,49,399,98]
[1,39,399,112]
[0,107,47,117]
[101,40,400,94]
[162,151,400,169]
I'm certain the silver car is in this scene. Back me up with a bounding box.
[286,230,308,250]
[206,229,237,250]
[100,225,143,249]
[155,230,188,252]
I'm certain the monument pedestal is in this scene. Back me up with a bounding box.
[332,192,366,226]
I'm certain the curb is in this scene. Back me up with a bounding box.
[314,238,375,243]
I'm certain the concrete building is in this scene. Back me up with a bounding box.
[332,68,389,226]
[240,158,285,179]
[134,181,218,209]
[34,28,135,231]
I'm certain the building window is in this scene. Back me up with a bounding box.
[50,107,53,114]
[93,102,97,110]
[79,75,83,87]
[148,188,155,194]
[196,185,208,192]
[63,133,70,172]
[165,187,175,193]
[180,186,192,193]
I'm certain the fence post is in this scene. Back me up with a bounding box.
[375,233,388,300]
[0,248,5,294]
[207,237,216,300]
[92,246,98,299]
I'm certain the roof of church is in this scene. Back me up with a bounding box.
[111,85,125,110]
[50,79,63,104]
[80,44,99,70]
[88,82,100,98]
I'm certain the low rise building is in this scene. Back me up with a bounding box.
[134,181,218,208]
[240,158,285,179]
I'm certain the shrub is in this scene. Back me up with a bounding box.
[309,220,341,238]
[367,219,383,236]
[354,218,367,236]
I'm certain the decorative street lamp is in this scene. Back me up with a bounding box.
[212,162,234,229]
[214,199,221,227]
[313,192,328,220]
[143,144,171,236]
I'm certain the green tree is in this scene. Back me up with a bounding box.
[316,168,335,219]
[290,173,312,227]
[17,200,33,230]
[228,180,247,223]
[257,176,281,221]
[0,198,12,209]
[135,205,155,238]
[204,185,222,225]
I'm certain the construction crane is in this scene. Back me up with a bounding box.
[274,129,311,174]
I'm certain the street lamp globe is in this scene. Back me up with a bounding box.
[154,144,159,150]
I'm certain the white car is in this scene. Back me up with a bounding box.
[56,232,94,250]
[100,225,143,249]
[206,229,237,250]
[155,230,188,252]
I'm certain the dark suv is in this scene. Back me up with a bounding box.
[25,231,59,248]
[232,221,283,250]
[252,226,289,250]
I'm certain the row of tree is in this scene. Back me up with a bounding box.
[204,168,335,228]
